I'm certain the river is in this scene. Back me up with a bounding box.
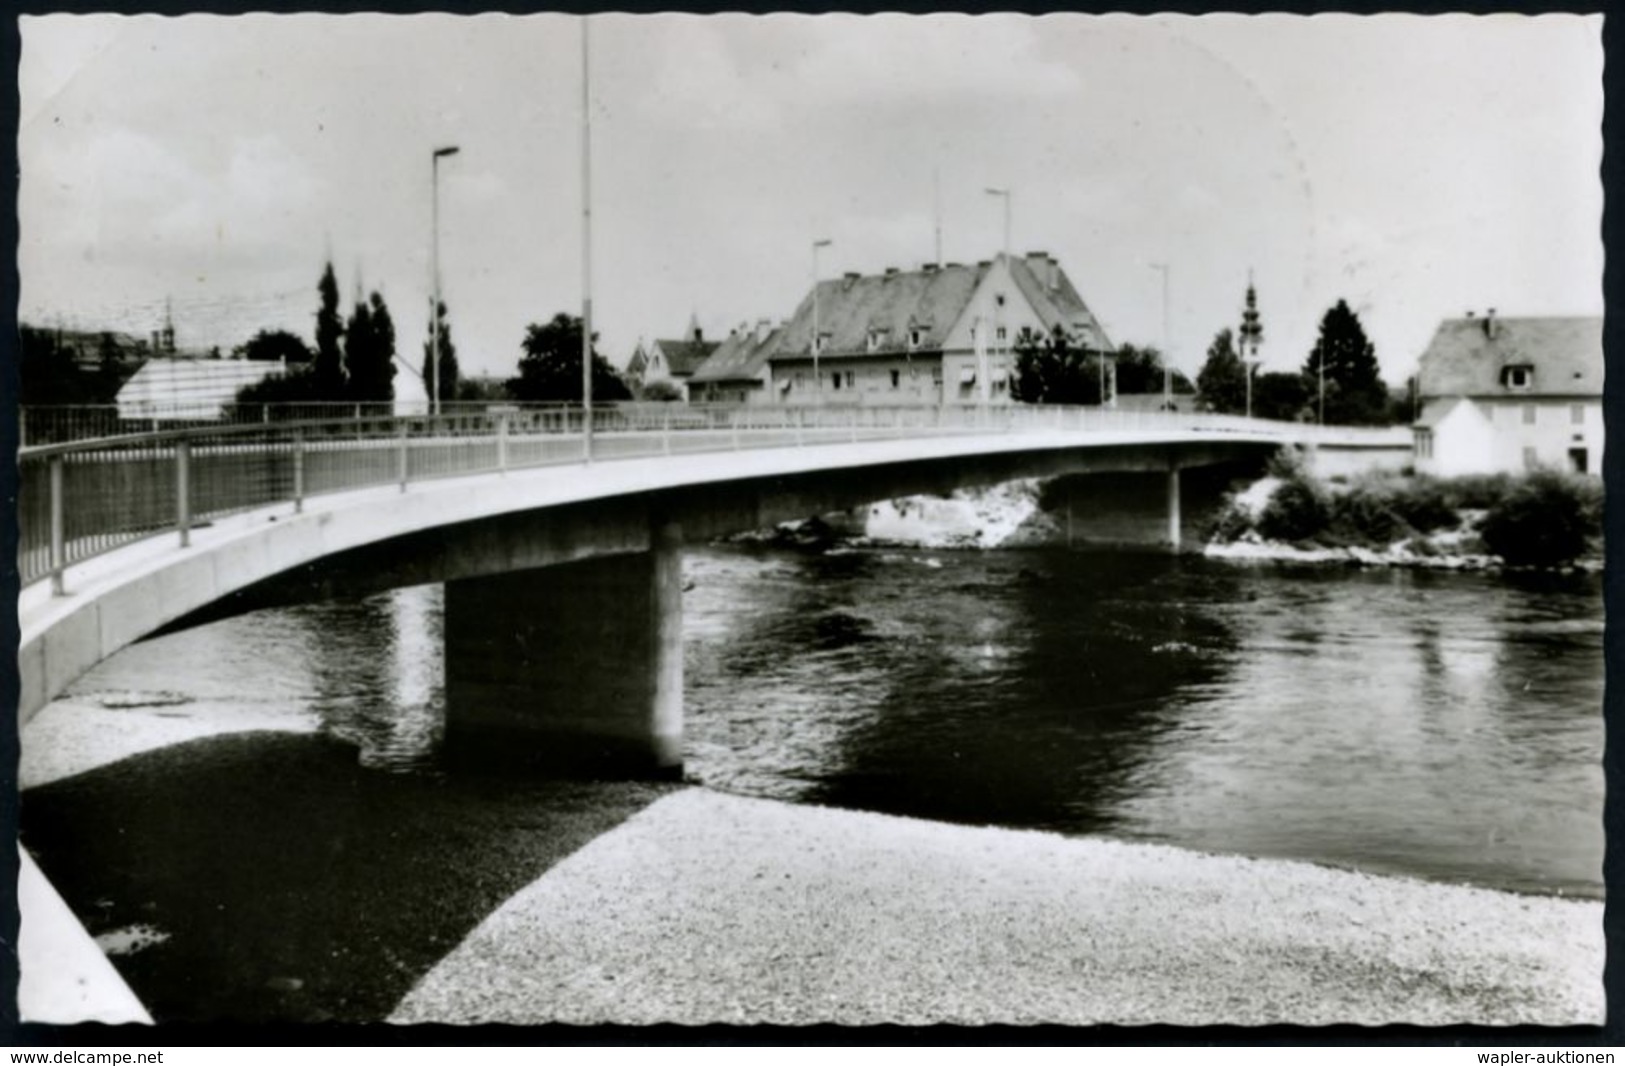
[29,544,1604,900]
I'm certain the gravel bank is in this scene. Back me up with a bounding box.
[392,788,1602,1027]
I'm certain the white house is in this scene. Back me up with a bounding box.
[1411,313,1603,476]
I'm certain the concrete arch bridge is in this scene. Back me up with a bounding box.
[17,404,1408,775]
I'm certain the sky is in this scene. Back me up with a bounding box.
[18,13,1604,403]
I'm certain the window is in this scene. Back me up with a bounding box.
[908,329,923,349]
[845,370,855,388]
[995,293,1006,308]
[1416,431,1432,460]
[831,372,842,391]
[814,334,828,354]
[1571,403,1586,426]
[996,326,1008,343]
[1522,446,1538,470]
[1523,404,1536,426]
[1503,365,1532,389]
[867,330,882,353]
[931,367,943,385]
[890,369,901,389]
[993,378,1007,395]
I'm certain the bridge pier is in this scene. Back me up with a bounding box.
[442,519,685,778]
[1167,464,1181,552]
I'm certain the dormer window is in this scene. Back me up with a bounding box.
[995,293,1006,308]
[813,333,829,355]
[908,328,924,350]
[1502,364,1533,390]
[867,329,884,353]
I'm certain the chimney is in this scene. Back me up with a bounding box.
[923,263,939,273]
[884,267,899,278]
[1483,307,1498,339]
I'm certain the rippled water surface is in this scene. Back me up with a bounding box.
[53,546,1604,898]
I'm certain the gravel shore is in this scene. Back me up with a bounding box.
[392,788,1603,1027]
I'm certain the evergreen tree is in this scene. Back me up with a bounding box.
[422,299,460,407]
[509,313,631,402]
[1196,328,1247,414]
[1303,299,1387,425]
[344,291,397,403]
[313,262,346,399]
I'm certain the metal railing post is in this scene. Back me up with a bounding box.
[583,406,593,464]
[497,413,509,474]
[176,440,192,548]
[292,428,305,513]
[663,408,672,455]
[398,421,410,491]
[48,456,64,595]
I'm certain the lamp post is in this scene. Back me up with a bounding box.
[984,188,1011,406]
[984,187,1011,261]
[1150,263,1171,410]
[812,238,831,402]
[580,17,594,456]
[430,145,460,416]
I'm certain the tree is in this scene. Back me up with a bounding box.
[1251,371,1311,422]
[1303,299,1387,425]
[344,291,397,402]
[1196,328,1247,414]
[422,299,460,407]
[234,329,314,364]
[19,326,92,404]
[509,313,632,402]
[313,261,346,399]
[1012,326,1108,405]
[235,369,321,407]
[93,332,127,402]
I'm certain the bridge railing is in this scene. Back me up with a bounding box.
[17,402,1387,593]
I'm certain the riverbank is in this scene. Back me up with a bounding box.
[394,788,1602,1026]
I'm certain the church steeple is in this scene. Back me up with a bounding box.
[686,311,702,344]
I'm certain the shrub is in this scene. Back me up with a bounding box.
[1479,471,1593,566]
[1265,447,1308,480]
[1328,483,1412,545]
[1444,472,1514,511]
[1388,477,1459,533]
[1257,475,1330,543]
[1207,500,1254,543]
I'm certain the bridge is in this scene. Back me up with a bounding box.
[17,403,1409,776]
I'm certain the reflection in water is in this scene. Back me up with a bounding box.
[51,546,1603,898]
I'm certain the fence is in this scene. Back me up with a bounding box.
[17,403,1396,593]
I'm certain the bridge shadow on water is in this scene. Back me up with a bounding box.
[21,732,677,1023]
[687,546,1246,836]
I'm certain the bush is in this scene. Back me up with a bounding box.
[1388,477,1459,533]
[1328,483,1412,545]
[1207,500,1254,543]
[1443,472,1514,511]
[1479,471,1594,566]
[1257,475,1331,543]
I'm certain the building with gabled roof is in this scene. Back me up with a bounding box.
[1411,312,1602,476]
[635,313,720,399]
[688,318,786,404]
[755,251,1113,405]
[115,357,285,421]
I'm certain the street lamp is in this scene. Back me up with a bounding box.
[812,238,831,401]
[580,17,594,456]
[430,145,460,416]
[984,187,1011,261]
[984,188,1011,406]
[1150,263,1171,410]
